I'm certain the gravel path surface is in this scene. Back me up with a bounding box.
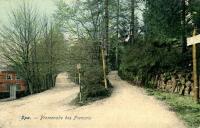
[0,72,186,128]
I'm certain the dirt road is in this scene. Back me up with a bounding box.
[0,72,186,128]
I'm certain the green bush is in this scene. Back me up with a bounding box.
[65,40,112,103]
[119,40,182,87]
[81,66,112,101]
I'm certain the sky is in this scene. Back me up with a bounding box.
[0,0,74,26]
[0,0,144,30]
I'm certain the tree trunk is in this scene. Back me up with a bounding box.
[115,0,120,69]
[130,0,135,45]
[104,0,109,70]
[181,0,187,54]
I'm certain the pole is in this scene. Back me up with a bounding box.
[192,28,199,103]
[79,69,81,102]
[101,47,108,89]
[77,64,82,102]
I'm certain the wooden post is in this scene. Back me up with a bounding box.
[74,72,77,84]
[77,64,82,102]
[101,48,108,89]
[79,70,81,102]
[192,29,199,103]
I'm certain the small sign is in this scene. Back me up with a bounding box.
[76,64,81,70]
[187,34,200,46]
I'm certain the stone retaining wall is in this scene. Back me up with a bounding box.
[155,72,199,97]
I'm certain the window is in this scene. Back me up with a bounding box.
[6,74,12,80]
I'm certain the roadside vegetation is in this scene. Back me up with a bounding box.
[146,88,200,128]
[115,0,200,127]
[118,0,200,88]
[63,40,113,105]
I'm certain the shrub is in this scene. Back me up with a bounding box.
[119,39,183,87]
[65,40,112,103]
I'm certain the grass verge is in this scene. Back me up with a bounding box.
[146,88,200,128]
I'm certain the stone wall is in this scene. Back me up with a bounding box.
[156,72,197,97]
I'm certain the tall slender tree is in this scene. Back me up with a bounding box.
[181,0,187,53]
[130,0,135,45]
[104,0,109,52]
[115,0,120,69]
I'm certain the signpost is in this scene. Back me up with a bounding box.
[101,47,108,89]
[187,29,200,103]
[77,64,82,102]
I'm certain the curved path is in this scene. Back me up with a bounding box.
[0,72,186,128]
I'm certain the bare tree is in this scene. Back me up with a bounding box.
[0,2,65,94]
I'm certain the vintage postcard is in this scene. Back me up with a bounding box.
[0,0,199,128]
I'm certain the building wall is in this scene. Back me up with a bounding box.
[0,71,26,93]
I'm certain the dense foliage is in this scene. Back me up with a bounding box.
[118,0,200,89]
[119,40,182,86]
[64,40,112,102]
